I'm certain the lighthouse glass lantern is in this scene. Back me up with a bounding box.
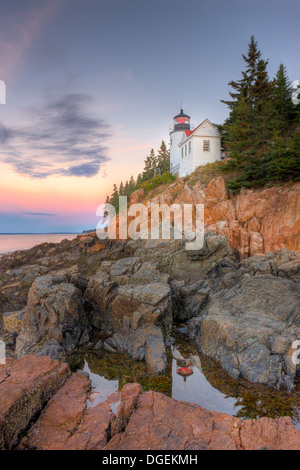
[173,109,191,131]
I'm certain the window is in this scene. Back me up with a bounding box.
[181,148,184,158]
[189,141,191,153]
[185,145,187,156]
[203,140,210,152]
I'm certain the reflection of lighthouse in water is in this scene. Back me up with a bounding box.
[176,359,194,381]
[171,346,199,394]
[171,346,242,416]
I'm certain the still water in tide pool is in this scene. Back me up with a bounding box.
[68,338,300,429]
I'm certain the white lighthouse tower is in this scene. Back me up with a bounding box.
[169,108,221,177]
[169,109,193,176]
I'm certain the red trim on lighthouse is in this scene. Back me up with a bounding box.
[184,130,193,137]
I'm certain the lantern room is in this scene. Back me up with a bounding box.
[173,109,191,131]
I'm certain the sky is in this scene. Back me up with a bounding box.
[0,0,299,233]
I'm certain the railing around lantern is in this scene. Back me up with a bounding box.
[169,123,195,133]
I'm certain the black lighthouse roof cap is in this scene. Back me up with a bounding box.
[174,108,190,119]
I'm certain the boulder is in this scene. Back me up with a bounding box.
[109,324,167,374]
[16,270,89,359]
[85,259,172,333]
[110,383,141,437]
[278,259,300,283]
[105,390,300,451]
[172,281,210,322]
[85,257,171,373]
[193,275,300,389]
[84,270,117,332]
[145,328,167,374]
[3,309,24,333]
[138,232,235,283]
[20,377,140,451]
[0,355,70,450]
[240,249,300,277]
[110,282,171,331]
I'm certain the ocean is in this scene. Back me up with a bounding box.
[0,233,78,256]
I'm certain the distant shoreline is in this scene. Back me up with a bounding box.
[0,233,79,257]
[0,233,79,235]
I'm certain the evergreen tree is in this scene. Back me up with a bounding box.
[221,36,264,155]
[128,175,136,193]
[156,140,170,174]
[273,63,296,133]
[136,173,143,186]
[141,148,157,181]
[110,184,119,212]
[251,59,276,152]
[221,36,281,189]
[119,181,125,196]
[222,96,255,171]
[122,176,137,202]
[267,130,300,182]
[123,180,129,197]
[221,35,262,110]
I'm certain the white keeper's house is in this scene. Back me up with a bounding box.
[169,109,221,177]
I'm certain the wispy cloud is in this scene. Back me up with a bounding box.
[22,212,58,216]
[0,93,111,178]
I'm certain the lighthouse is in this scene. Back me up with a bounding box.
[169,108,221,177]
[169,109,193,176]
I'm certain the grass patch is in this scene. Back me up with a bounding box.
[139,172,176,195]
[187,161,242,188]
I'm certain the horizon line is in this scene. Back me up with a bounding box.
[0,232,79,235]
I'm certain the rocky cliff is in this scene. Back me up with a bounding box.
[1,232,300,391]
[0,175,300,450]
[2,356,300,451]
[129,176,300,258]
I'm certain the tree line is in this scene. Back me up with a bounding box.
[106,35,299,209]
[105,140,171,212]
[220,35,300,190]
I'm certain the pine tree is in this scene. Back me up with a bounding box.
[128,175,136,193]
[223,96,255,171]
[273,63,296,133]
[123,180,129,197]
[110,184,119,212]
[156,140,170,174]
[141,148,157,181]
[221,36,281,189]
[136,173,143,186]
[119,181,125,196]
[251,59,276,152]
[122,176,137,202]
[221,35,262,110]
[267,130,300,182]
[221,35,264,159]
